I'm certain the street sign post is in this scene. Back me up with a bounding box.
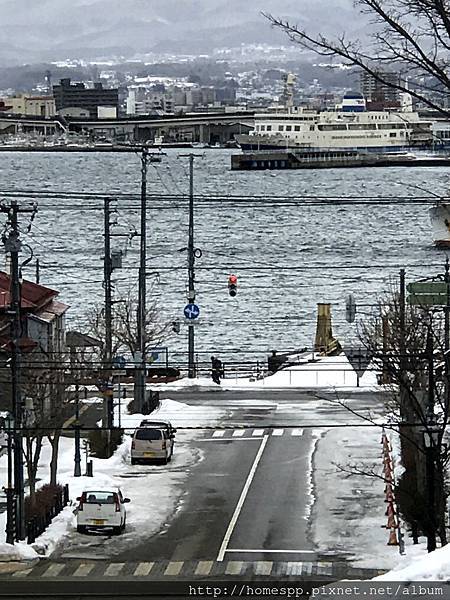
[407,281,449,306]
[184,303,200,319]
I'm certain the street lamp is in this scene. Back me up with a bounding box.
[422,420,440,553]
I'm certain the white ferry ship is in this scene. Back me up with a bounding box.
[236,92,433,152]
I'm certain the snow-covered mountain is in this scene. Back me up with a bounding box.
[0,0,362,63]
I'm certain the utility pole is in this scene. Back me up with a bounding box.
[179,153,202,378]
[425,322,437,553]
[1,199,37,541]
[444,258,449,406]
[135,148,149,411]
[103,197,113,431]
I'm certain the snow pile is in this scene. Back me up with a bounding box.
[374,543,450,581]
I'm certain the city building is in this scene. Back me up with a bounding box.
[360,70,401,105]
[0,95,56,117]
[53,78,119,118]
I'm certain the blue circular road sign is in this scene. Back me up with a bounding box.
[184,303,200,319]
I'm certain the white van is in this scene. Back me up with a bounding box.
[131,427,174,465]
[76,488,130,534]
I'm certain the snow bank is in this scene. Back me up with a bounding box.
[374,543,450,581]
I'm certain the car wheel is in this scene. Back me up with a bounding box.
[131,458,137,465]
[121,519,126,533]
[112,526,122,535]
[77,525,87,534]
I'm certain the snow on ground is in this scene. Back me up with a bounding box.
[373,542,450,581]
[0,398,225,561]
[150,354,382,391]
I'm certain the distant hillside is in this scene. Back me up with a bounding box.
[0,0,364,64]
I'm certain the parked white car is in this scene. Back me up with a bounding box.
[131,426,174,465]
[76,488,130,534]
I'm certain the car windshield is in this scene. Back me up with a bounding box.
[135,428,163,440]
[84,491,116,504]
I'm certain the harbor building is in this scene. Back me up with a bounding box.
[53,78,119,118]
[0,95,56,117]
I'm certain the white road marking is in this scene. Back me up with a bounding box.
[225,548,316,554]
[133,562,154,577]
[200,438,263,442]
[217,435,269,562]
[286,562,303,575]
[254,561,273,575]
[12,569,33,577]
[291,428,303,436]
[164,561,183,576]
[63,404,90,429]
[272,429,284,436]
[232,430,245,437]
[42,564,65,577]
[105,563,125,576]
[225,561,243,575]
[252,429,265,436]
[73,563,94,577]
[195,561,213,576]
[317,562,333,575]
[212,431,225,437]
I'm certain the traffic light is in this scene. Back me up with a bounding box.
[172,320,181,333]
[228,274,237,297]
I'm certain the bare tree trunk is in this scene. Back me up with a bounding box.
[25,434,43,510]
[48,431,61,487]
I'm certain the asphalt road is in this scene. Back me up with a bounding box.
[0,387,386,594]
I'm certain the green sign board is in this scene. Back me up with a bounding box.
[407,281,449,306]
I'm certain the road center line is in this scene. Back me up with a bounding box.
[217,434,269,562]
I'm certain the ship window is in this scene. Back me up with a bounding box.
[286,125,292,131]
[390,132,397,137]
[267,125,272,131]
[260,125,265,131]
[295,126,300,131]
[278,125,284,131]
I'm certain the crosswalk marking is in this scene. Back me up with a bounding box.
[164,561,183,576]
[225,561,243,575]
[252,429,265,436]
[232,430,245,437]
[195,561,213,576]
[133,562,154,577]
[317,562,333,575]
[285,562,303,575]
[73,563,94,577]
[3,560,382,580]
[272,429,284,436]
[105,563,125,576]
[254,561,273,575]
[42,564,65,577]
[212,430,225,437]
[291,428,303,436]
[12,568,33,577]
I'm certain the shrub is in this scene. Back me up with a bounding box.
[88,428,123,459]
[25,484,64,521]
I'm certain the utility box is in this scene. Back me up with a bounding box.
[111,250,123,270]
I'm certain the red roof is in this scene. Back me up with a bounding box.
[0,271,58,311]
